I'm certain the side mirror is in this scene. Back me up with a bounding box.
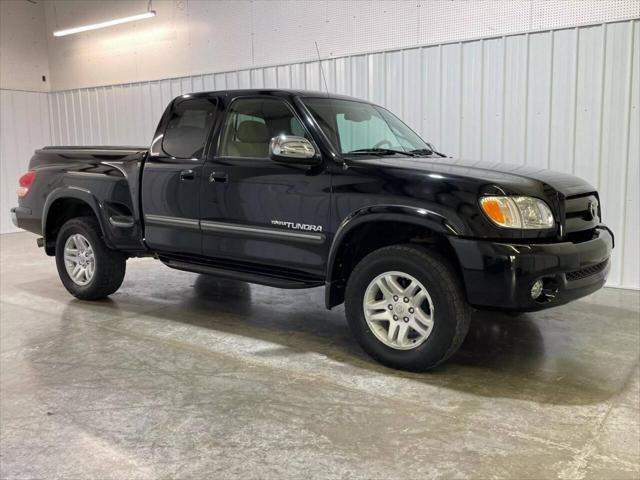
[269,135,319,164]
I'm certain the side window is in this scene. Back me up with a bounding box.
[220,98,309,158]
[290,117,306,137]
[162,98,217,159]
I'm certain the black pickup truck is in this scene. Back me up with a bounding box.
[11,89,613,371]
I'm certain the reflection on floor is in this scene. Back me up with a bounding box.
[1,231,639,479]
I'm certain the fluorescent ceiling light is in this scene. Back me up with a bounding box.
[53,11,156,37]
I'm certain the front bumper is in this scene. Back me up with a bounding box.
[449,227,614,311]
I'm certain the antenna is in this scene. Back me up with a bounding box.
[314,41,330,96]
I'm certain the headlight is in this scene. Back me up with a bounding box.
[480,196,554,229]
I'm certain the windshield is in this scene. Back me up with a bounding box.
[301,98,431,156]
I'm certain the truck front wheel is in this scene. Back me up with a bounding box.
[55,216,126,300]
[345,244,470,371]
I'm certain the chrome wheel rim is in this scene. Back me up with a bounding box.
[64,233,95,286]
[363,271,435,350]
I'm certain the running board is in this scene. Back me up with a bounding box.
[160,257,324,289]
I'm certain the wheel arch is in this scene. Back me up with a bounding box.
[325,205,464,309]
[43,188,111,255]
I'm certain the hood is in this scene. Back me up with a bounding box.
[346,156,596,198]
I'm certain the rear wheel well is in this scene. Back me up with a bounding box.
[45,199,98,255]
[327,221,461,308]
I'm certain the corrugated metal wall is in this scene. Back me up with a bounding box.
[0,89,51,234]
[2,19,638,288]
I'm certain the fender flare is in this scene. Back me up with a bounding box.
[42,186,113,249]
[325,204,463,308]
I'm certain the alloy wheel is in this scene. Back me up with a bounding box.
[363,271,435,350]
[64,233,95,286]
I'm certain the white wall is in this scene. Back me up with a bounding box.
[0,90,51,234]
[0,0,52,234]
[43,0,640,91]
[0,0,50,92]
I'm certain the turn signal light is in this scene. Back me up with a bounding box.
[479,196,520,227]
[17,171,36,198]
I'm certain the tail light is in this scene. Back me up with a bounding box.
[17,171,36,198]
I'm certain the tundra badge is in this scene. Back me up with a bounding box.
[271,220,323,232]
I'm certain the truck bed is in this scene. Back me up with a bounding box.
[41,145,147,151]
[19,145,149,254]
[32,146,148,169]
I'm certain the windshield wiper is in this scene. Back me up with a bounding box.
[344,148,417,157]
[408,148,447,158]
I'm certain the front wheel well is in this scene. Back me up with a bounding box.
[44,198,98,255]
[327,221,462,308]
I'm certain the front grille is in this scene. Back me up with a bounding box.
[565,260,608,282]
[564,193,600,234]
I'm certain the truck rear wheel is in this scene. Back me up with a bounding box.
[55,216,126,300]
[345,244,470,371]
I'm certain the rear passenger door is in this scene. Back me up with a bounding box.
[142,96,219,255]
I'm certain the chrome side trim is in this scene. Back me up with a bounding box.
[144,215,325,242]
[102,161,129,178]
[66,171,110,178]
[201,220,325,243]
[109,216,135,228]
[144,214,199,229]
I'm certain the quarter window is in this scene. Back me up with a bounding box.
[220,98,309,158]
[162,98,217,159]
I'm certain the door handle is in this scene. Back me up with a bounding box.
[209,171,228,183]
[180,169,195,181]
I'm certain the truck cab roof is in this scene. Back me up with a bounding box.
[176,88,371,104]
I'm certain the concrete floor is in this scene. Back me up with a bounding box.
[0,231,638,480]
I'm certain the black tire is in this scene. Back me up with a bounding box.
[55,216,126,300]
[345,244,471,371]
